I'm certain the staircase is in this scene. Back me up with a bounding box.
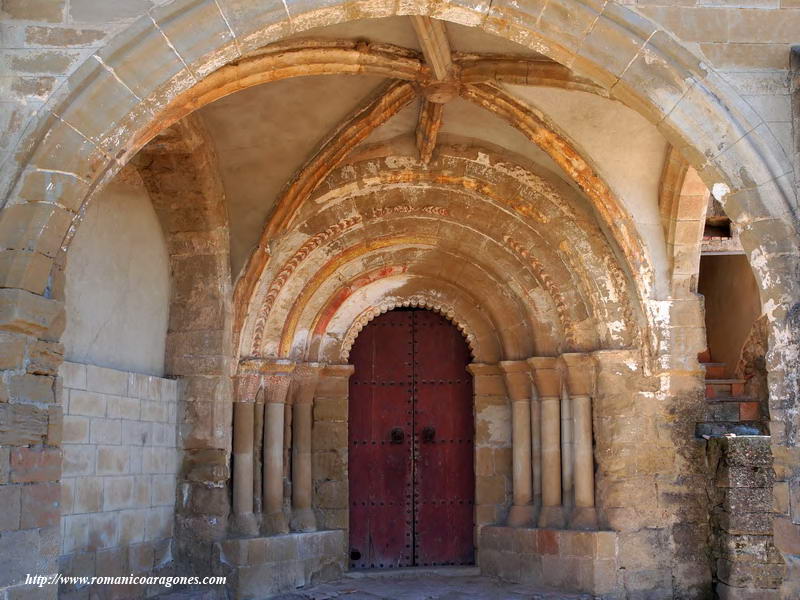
[696,352,767,437]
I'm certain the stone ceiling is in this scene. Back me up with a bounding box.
[190,16,669,279]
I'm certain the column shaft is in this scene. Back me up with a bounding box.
[258,361,295,535]
[233,401,255,515]
[511,399,533,507]
[560,388,573,506]
[231,372,260,535]
[499,361,536,527]
[263,402,285,518]
[560,353,597,530]
[540,396,562,507]
[530,395,542,504]
[572,395,594,508]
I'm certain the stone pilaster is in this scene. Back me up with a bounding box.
[312,364,354,531]
[468,362,512,528]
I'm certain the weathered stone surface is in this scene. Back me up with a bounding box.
[2,0,65,22]
[0,289,63,336]
[10,446,60,483]
[8,373,54,403]
[0,402,48,445]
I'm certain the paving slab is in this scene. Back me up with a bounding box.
[270,570,595,600]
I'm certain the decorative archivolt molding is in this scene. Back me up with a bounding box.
[503,235,576,348]
[339,296,477,362]
[249,204,453,354]
[250,215,363,353]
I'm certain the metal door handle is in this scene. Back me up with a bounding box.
[390,427,405,444]
[422,426,436,443]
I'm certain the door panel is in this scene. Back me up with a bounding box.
[348,309,474,569]
[413,310,475,566]
[349,311,413,569]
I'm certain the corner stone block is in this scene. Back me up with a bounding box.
[0,402,49,445]
[10,446,61,483]
[0,289,63,337]
[9,373,55,403]
[20,482,60,529]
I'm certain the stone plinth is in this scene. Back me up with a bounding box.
[478,526,619,596]
[215,530,346,599]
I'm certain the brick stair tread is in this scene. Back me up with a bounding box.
[705,378,745,384]
[701,362,725,367]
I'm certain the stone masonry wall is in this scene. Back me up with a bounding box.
[707,436,785,599]
[59,361,180,598]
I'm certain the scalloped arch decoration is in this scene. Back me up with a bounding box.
[340,296,478,362]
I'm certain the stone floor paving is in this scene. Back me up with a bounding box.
[271,568,595,600]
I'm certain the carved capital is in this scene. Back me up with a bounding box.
[527,356,561,398]
[322,364,355,380]
[466,362,502,377]
[292,362,324,404]
[234,373,261,403]
[559,353,595,397]
[498,360,532,402]
[240,359,295,404]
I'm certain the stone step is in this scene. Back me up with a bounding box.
[706,379,746,398]
[705,400,762,422]
[346,566,481,579]
[702,362,727,379]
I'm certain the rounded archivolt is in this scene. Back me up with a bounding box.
[339,296,478,362]
[238,142,646,362]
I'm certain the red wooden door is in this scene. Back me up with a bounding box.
[348,309,474,569]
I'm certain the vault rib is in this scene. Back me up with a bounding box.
[416,100,444,165]
[459,82,654,309]
[409,16,454,81]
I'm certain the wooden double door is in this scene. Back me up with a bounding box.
[348,309,475,569]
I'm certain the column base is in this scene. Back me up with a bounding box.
[230,512,259,536]
[261,510,289,535]
[570,506,598,530]
[290,507,318,532]
[507,504,537,528]
[538,505,566,529]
